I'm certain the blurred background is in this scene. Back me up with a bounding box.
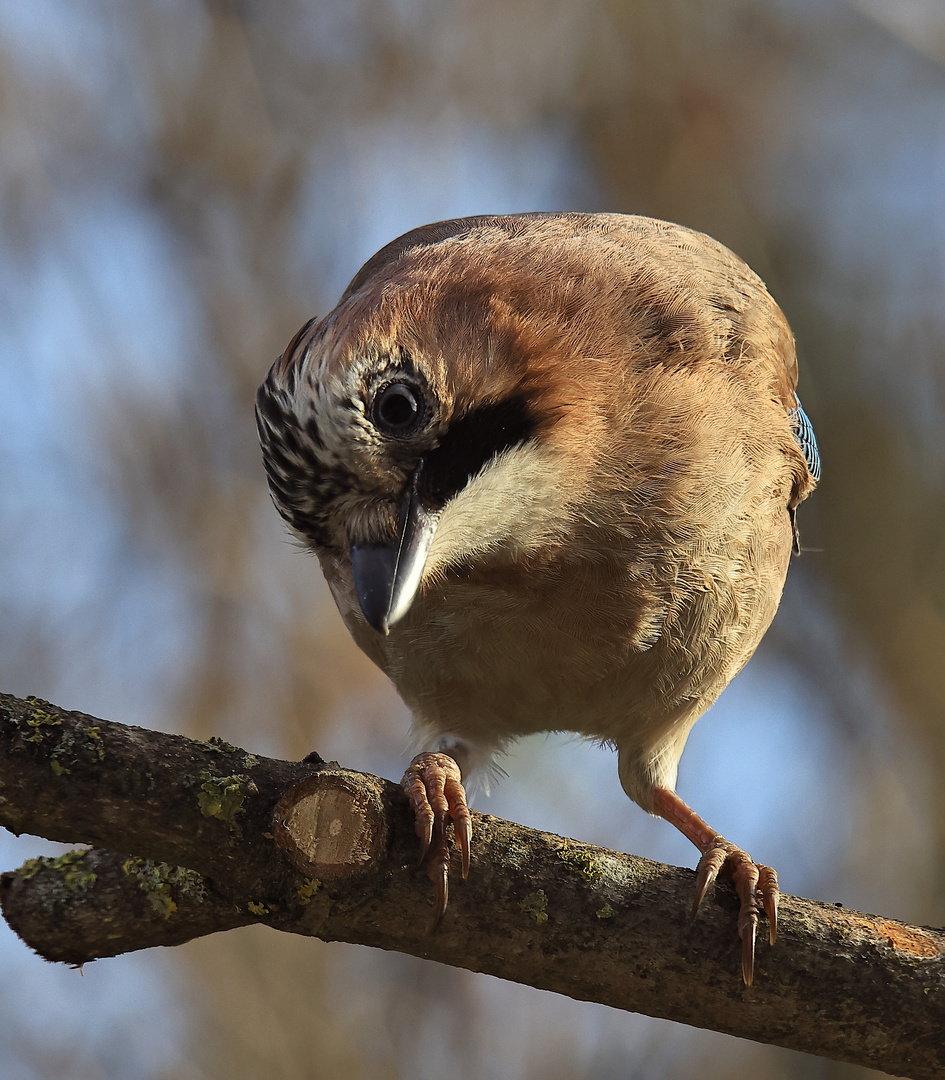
[1,1,944,1077]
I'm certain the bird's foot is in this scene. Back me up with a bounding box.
[693,836,778,986]
[401,752,472,928]
[650,786,777,985]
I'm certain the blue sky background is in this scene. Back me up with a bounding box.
[2,3,944,1078]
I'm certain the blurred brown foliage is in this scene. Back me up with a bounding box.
[2,2,945,1078]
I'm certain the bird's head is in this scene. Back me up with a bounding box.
[256,221,603,634]
[256,213,811,638]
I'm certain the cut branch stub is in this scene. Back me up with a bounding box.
[272,770,388,880]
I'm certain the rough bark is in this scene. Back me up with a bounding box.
[1,691,942,1078]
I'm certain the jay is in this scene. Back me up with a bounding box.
[256,213,820,984]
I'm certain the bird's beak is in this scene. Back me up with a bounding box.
[350,464,439,635]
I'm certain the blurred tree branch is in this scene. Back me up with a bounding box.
[1,690,942,1079]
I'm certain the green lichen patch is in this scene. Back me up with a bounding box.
[247,901,270,916]
[518,890,549,924]
[596,903,616,919]
[197,772,250,835]
[44,723,107,775]
[18,858,44,881]
[297,878,322,906]
[557,843,605,882]
[20,697,62,744]
[194,735,241,754]
[17,850,97,895]
[122,858,206,919]
[80,725,105,760]
[24,695,55,709]
[193,737,258,771]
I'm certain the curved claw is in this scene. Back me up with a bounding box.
[697,836,777,986]
[431,849,449,930]
[402,764,435,864]
[692,844,727,914]
[457,815,472,880]
[401,752,472,929]
[741,916,757,987]
[735,862,781,984]
[650,789,779,986]
[760,865,779,946]
[733,854,761,986]
[443,772,472,880]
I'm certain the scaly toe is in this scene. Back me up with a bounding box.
[401,752,472,927]
[693,836,778,986]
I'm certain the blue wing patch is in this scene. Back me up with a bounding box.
[789,399,821,482]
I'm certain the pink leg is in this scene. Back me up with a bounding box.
[651,787,778,986]
[402,752,472,928]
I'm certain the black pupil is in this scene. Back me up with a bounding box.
[376,383,419,431]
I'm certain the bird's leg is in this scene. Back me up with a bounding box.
[651,786,778,986]
[401,751,472,928]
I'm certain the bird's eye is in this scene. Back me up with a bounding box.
[373,381,423,436]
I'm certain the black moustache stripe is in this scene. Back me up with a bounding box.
[418,394,537,510]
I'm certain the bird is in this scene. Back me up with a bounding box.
[255,212,820,985]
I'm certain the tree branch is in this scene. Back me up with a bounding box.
[1,692,942,1078]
